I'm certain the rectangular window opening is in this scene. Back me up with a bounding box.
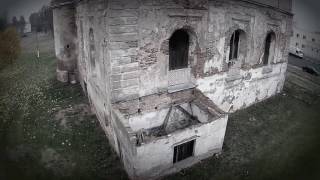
[173,140,195,163]
[229,31,240,61]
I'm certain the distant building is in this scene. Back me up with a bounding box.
[290,28,320,60]
[290,0,320,61]
[24,23,31,33]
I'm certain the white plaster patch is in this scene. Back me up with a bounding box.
[134,116,228,175]
[197,63,287,112]
[129,108,169,131]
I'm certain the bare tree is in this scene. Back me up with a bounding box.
[12,16,18,27]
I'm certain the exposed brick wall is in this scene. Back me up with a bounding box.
[108,0,140,102]
[113,89,195,115]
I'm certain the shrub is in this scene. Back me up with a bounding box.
[0,27,21,70]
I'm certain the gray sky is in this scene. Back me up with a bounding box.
[292,0,320,32]
[1,0,51,23]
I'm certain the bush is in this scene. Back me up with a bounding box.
[0,27,21,70]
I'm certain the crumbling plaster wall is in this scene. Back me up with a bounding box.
[111,88,228,179]
[108,0,141,102]
[106,0,292,112]
[198,63,288,112]
[197,0,292,112]
[56,0,293,124]
[133,115,228,179]
[65,0,293,179]
[128,102,214,131]
[108,0,209,102]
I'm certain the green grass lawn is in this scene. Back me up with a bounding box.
[1,34,320,180]
[0,34,127,180]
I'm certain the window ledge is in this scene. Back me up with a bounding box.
[168,83,196,93]
[225,74,242,83]
[262,66,273,74]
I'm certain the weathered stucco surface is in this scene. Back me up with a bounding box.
[52,0,292,179]
[134,115,228,178]
[52,3,77,82]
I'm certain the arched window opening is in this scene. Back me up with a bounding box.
[229,30,240,61]
[89,28,96,69]
[228,29,246,68]
[169,29,189,70]
[263,32,276,65]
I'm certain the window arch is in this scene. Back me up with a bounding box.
[263,32,276,65]
[89,28,96,69]
[228,29,246,67]
[169,29,189,70]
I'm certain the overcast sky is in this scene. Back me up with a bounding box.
[1,0,320,32]
[1,0,51,23]
[293,0,320,32]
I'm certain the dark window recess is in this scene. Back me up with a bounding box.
[173,140,195,163]
[89,28,95,69]
[303,35,306,39]
[84,81,88,96]
[312,38,315,42]
[229,30,240,61]
[296,33,300,38]
[263,32,275,65]
[169,29,189,70]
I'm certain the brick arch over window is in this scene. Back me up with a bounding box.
[169,29,190,70]
[228,29,247,68]
[263,31,276,65]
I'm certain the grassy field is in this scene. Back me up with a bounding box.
[1,34,320,180]
[0,34,127,180]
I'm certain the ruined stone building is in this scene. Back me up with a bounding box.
[51,0,292,179]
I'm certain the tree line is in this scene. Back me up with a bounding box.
[11,16,26,35]
[5,5,53,35]
[0,5,54,70]
[29,5,53,33]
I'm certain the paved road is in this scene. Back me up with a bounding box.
[288,54,320,68]
[286,54,320,94]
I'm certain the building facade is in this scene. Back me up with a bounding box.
[290,27,320,60]
[52,0,292,179]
